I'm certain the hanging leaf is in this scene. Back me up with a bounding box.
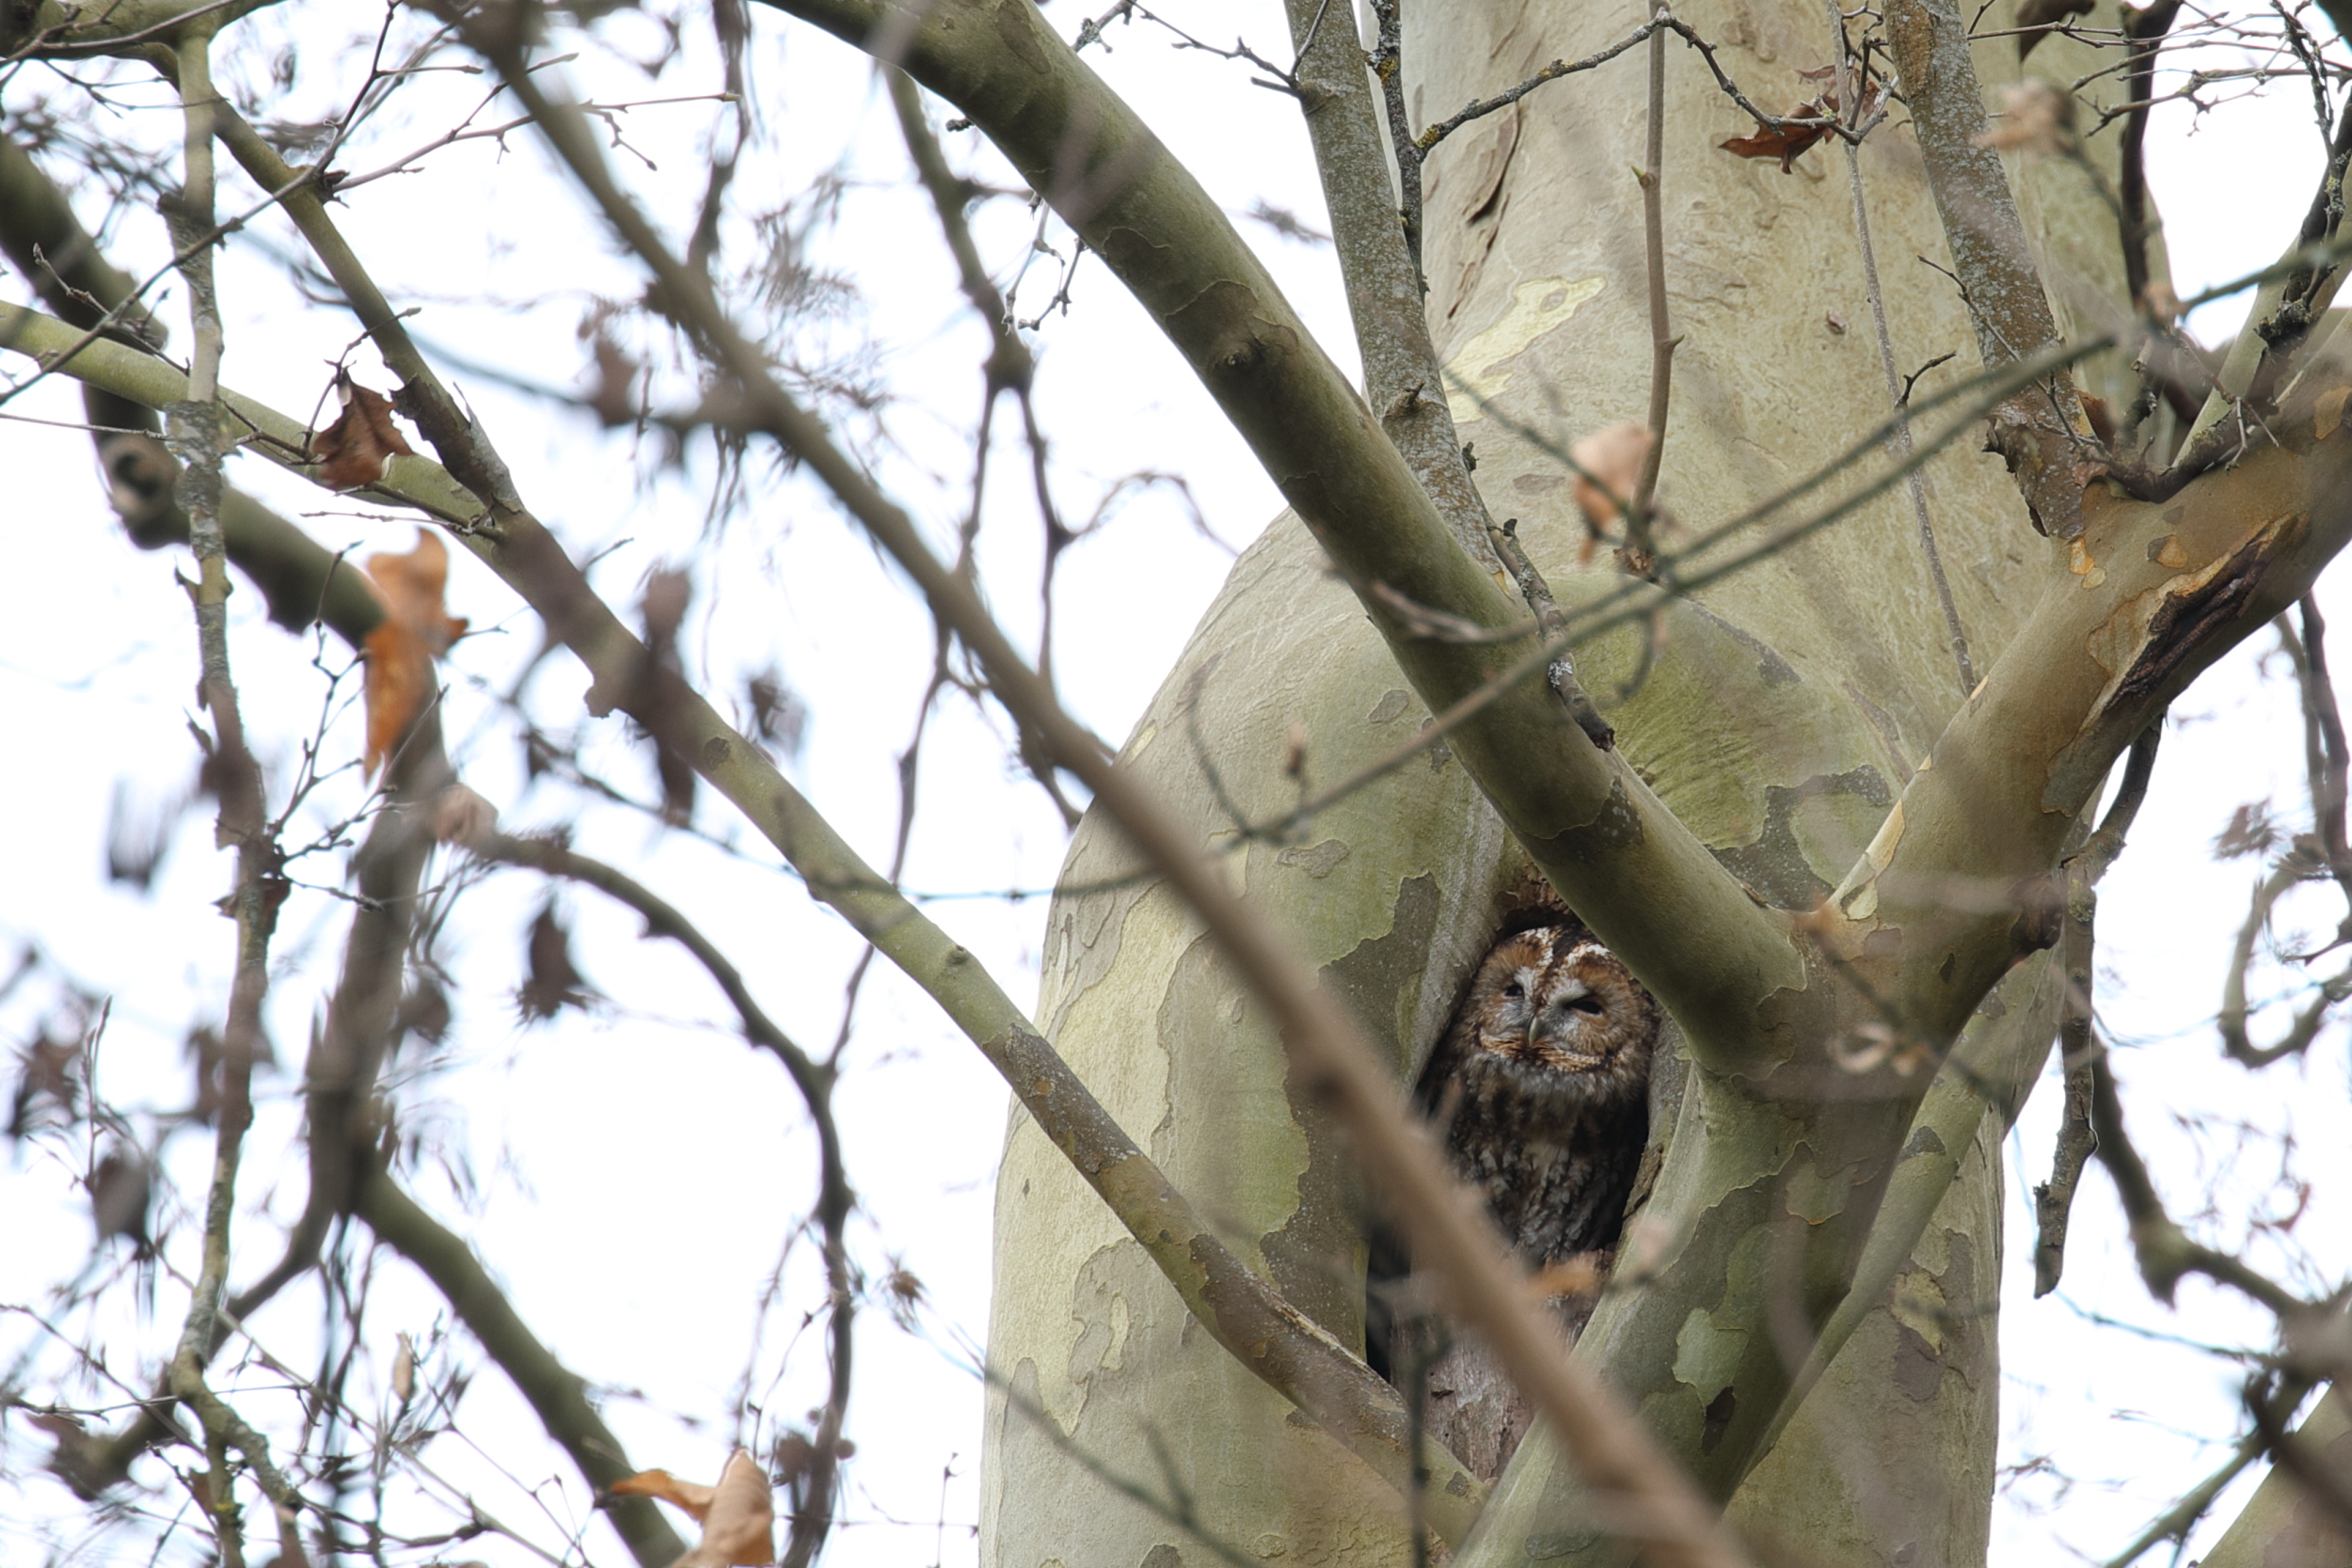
[586,329,644,428]
[428,783,500,848]
[1719,118,1834,172]
[610,1450,776,1567]
[89,1146,153,1257]
[361,529,469,776]
[1567,420,1654,532]
[310,370,417,488]
[517,904,593,1022]
[746,667,806,763]
[9,1028,82,1140]
[391,1332,418,1405]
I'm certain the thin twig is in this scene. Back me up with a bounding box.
[1486,518,1614,748]
[1630,10,1676,533]
[2026,711,2161,1296]
[2294,597,2352,930]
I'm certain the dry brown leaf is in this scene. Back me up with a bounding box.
[1568,420,1655,530]
[311,372,417,488]
[391,1332,417,1404]
[1720,70,1883,173]
[1720,117,1833,172]
[2078,390,2118,449]
[690,1450,776,1568]
[587,330,644,428]
[612,1451,775,1568]
[517,904,593,1022]
[640,568,696,826]
[611,1467,718,1520]
[361,529,469,776]
[89,1146,152,1255]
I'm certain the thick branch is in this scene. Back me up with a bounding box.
[2193,1387,2352,1568]
[1283,0,1497,567]
[1885,0,2093,538]
[1833,414,2352,1074]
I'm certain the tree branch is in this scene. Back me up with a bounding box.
[1885,0,2094,539]
[1283,0,1498,567]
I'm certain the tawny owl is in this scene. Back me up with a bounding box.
[1416,919,1660,1268]
[1367,915,1661,1481]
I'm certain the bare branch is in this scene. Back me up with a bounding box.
[1885,0,2095,539]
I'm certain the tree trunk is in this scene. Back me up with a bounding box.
[982,1,2151,1563]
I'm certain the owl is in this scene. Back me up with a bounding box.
[1366,915,1661,1481]
[1416,919,1660,1268]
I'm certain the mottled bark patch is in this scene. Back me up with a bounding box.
[1712,766,1895,910]
[1539,775,1645,863]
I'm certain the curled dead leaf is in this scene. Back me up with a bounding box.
[1720,68,1883,173]
[391,1332,417,1404]
[310,371,416,488]
[1568,420,1654,531]
[361,530,469,777]
[612,1450,775,1567]
[90,1146,153,1256]
[1720,118,1833,172]
[518,904,593,1022]
[611,1467,716,1520]
[640,568,696,826]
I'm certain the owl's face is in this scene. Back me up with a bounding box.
[1460,925,1657,1108]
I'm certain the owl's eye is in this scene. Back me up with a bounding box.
[1565,992,1606,1015]
[1502,981,1524,1000]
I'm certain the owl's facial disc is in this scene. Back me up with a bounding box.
[1530,976,1614,1069]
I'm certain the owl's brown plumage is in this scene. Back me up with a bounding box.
[1368,914,1661,1481]
[1417,920,1659,1267]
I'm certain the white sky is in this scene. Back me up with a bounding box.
[0,4,2344,1567]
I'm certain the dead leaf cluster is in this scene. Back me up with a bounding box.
[1719,66,1883,173]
